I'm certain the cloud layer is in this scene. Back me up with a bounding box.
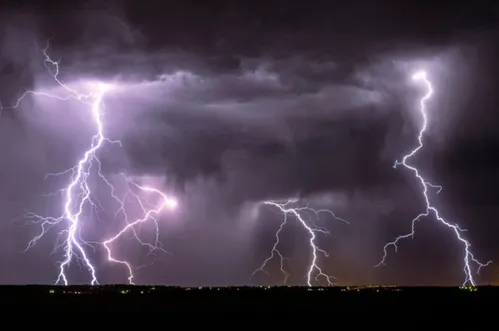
[1,2,498,285]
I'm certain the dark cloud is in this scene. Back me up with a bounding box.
[0,1,498,286]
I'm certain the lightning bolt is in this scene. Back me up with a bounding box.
[252,198,348,286]
[102,175,177,285]
[4,40,178,285]
[375,70,492,285]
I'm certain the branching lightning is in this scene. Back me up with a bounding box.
[252,198,348,286]
[4,41,178,285]
[375,70,492,285]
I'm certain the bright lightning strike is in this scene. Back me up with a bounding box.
[375,70,492,285]
[102,174,177,285]
[5,41,178,285]
[253,198,348,286]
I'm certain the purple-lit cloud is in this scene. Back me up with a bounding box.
[0,3,497,286]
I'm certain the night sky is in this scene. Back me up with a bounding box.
[0,0,498,286]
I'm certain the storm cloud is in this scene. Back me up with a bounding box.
[0,1,498,286]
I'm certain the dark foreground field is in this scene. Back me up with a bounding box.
[0,285,497,311]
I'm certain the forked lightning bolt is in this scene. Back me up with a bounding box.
[375,70,492,285]
[253,199,348,286]
[4,41,177,285]
[102,175,177,284]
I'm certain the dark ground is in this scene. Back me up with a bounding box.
[1,285,496,312]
